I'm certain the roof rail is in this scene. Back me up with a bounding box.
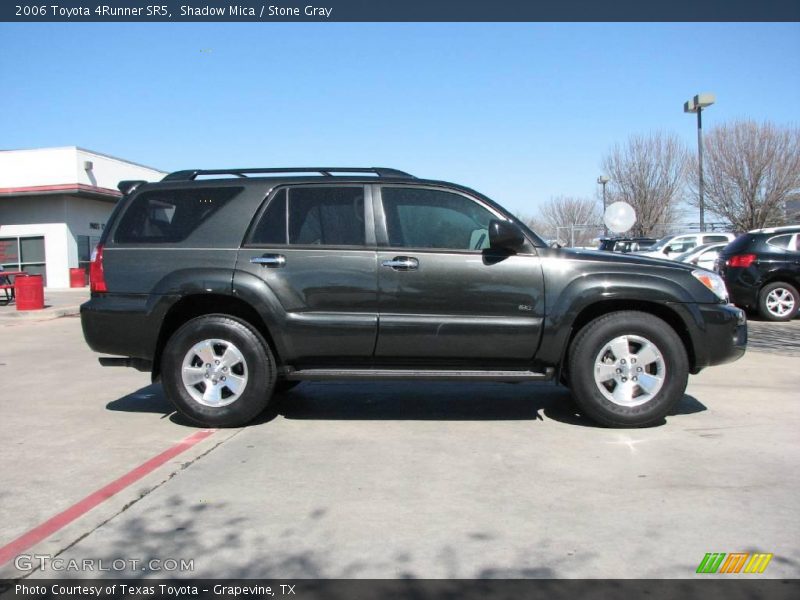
[161,167,415,182]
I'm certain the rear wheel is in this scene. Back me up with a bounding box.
[758,282,799,321]
[567,311,689,427]
[161,315,276,427]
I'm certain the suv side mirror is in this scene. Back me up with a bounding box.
[489,219,525,251]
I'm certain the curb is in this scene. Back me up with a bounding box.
[0,304,82,322]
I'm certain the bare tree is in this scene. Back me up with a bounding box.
[689,120,800,231]
[602,133,689,237]
[517,213,550,239]
[536,195,601,246]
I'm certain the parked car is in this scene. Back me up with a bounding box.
[597,237,657,253]
[673,242,728,271]
[81,167,746,428]
[637,232,735,259]
[716,226,800,321]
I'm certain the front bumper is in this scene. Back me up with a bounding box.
[692,303,747,371]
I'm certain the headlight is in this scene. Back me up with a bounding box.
[692,269,729,302]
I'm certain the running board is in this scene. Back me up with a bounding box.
[283,367,554,383]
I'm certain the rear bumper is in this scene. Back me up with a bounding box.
[691,303,747,371]
[80,293,165,360]
[719,265,761,309]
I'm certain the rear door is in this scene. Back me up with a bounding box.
[373,185,545,364]
[235,184,378,363]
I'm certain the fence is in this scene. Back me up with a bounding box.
[539,222,733,248]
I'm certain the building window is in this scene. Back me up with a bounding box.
[0,236,47,285]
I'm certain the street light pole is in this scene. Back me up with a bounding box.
[597,175,609,236]
[684,93,715,233]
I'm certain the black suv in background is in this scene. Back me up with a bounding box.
[81,167,746,428]
[716,226,800,321]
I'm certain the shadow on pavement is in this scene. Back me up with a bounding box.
[107,382,705,428]
[271,381,568,423]
[106,382,707,428]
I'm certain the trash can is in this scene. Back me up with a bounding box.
[15,274,45,311]
[69,267,86,288]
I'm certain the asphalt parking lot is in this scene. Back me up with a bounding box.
[0,312,798,579]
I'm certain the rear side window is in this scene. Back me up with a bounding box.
[115,187,241,244]
[248,187,366,246]
[766,234,792,250]
[288,187,365,246]
[703,235,730,244]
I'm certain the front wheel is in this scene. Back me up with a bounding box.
[567,311,689,428]
[161,315,276,427]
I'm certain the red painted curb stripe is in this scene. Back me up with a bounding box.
[0,429,216,567]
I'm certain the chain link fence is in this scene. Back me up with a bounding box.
[537,222,733,248]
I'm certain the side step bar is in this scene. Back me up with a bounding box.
[283,367,554,383]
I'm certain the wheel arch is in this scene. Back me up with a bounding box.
[559,300,696,383]
[152,293,280,382]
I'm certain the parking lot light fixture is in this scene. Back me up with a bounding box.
[684,93,715,232]
[597,175,610,236]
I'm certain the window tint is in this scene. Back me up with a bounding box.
[288,187,365,246]
[250,189,287,245]
[382,187,495,250]
[115,187,241,244]
[703,235,730,244]
[767,234,792,250]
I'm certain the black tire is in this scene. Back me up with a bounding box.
[161,315,276,427]
[757,281,799,322]
[567,311,689,428]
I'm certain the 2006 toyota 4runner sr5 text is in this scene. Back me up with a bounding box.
[81,167,747,428]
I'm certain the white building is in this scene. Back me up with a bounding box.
[0,147,165,288]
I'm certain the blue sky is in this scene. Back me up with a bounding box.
[1,23,798,216]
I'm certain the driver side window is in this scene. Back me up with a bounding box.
[381,187,494,251]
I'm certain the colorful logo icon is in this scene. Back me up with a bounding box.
[696,552,773,574]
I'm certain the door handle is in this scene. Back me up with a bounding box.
[250,254,286,268]
[382,256,419,271]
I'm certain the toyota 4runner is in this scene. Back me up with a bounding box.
[81,167,747,428]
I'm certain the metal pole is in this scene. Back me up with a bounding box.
[570,224,575,248]
[601,181,608,236]
[697,107,705,233]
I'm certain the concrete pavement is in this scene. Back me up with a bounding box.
[0,316,798,579]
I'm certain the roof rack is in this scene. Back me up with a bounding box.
[161,167,415,182]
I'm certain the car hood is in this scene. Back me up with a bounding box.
[552,248,696,272]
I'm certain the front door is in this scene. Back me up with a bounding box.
[374,185,545,364]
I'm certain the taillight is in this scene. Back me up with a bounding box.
[727,254,757,268]
[89,244,107,292]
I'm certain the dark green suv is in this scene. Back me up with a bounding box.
[81,167,746,428]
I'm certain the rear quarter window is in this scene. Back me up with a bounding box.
[114,187,242,244]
